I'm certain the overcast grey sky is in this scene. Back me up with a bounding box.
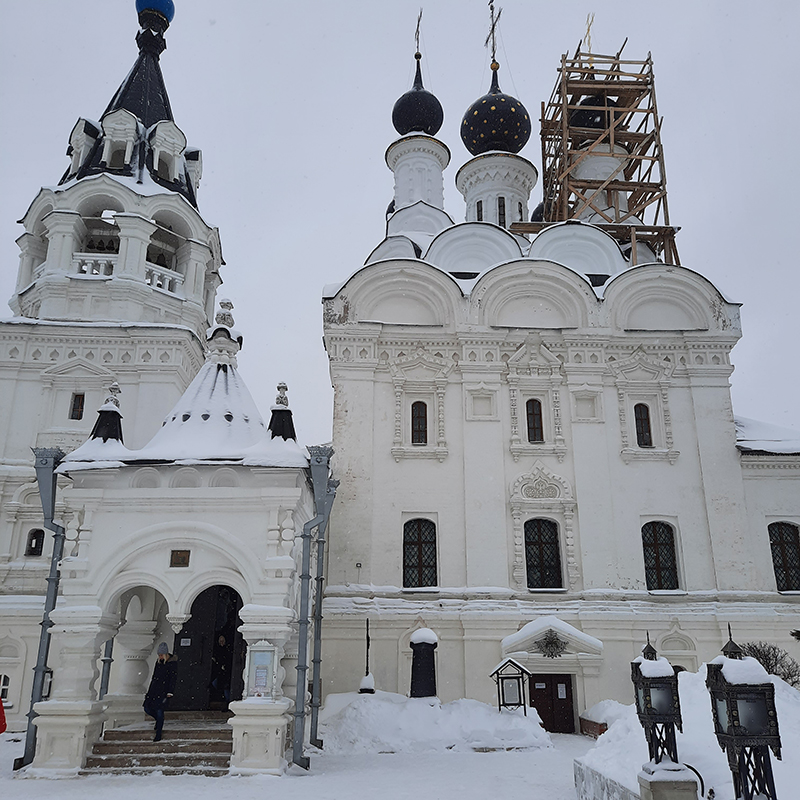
[1,1,797,446]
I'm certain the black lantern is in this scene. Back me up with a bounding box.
[705,628,782,800]
[631,634,682,764]
[490,658,531,714]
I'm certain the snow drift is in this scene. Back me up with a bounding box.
[320,691,552,754]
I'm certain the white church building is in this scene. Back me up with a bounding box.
[0,0,798,775]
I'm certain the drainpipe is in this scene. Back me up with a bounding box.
[14,447,66,771]
[98,639,114,699]
[309,476,338,748]
[292,445,334,770]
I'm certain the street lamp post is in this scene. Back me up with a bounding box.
[705,629,782,800]
[631,634,682,764]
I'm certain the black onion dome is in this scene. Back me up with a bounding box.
[461,62,531,156]
[392,53,444,137]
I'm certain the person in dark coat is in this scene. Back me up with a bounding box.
[143,642,177,742]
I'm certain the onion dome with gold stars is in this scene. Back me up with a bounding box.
[461,61,531,156]
[392,52,444,137]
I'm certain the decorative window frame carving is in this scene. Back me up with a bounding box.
[610,347,679,464]
[506,336,566,462]
[509,461,578,590]
[389,348,453,462]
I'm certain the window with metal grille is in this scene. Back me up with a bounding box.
[526,399,544,443]
[403,518,437,588]
[0,674,9,701]
[634,403,653,447]
[642,521,679,590]
[768,522,800,591]
[69,392,85,421]
[25,528,45,557]
[411,401,427,445]
[498,196,506,228]
[524,518,563,589]
[476,200,483,222]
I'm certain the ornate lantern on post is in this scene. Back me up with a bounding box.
[490,658,531,715]
[705,628,782,800]
[631,634,682,764]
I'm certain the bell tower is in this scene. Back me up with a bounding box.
[0,0,223,474]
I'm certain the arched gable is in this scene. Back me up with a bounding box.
[365,236,419,265]
[425,222,523,275]
[604,264,740,332]
[527,221,628,276]
[473,260,597,329]
[331,259,463,328]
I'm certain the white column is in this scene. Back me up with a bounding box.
[41,211,86,276]
[114,213,158,281]
[227,605,294,775]
[30,605,118,775]
[102,619,158,729]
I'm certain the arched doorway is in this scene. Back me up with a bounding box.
[170,585,246,711]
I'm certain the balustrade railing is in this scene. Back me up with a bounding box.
[145,260,184,294]
[73,252,117,276]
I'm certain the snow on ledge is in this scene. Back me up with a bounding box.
[502,615,603,654]
[710,654,770,684]
[633,655,675,678]
[735,415,800,454]
[410,627,438,645]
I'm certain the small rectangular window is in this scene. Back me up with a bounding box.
[476,200,483,222]
[170,550,191,568]
[25,529,45,557]
[498,197,506,228]
[526,399,545,443]
[0,674,9,701]
[69,393,85,421]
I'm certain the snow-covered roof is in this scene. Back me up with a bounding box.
[632,655,675,678]
[60,310,308,472]
[502,616,603,655]
[710,654,770,684]
[735,416,800,455]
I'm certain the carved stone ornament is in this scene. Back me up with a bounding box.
[533,629,569,658]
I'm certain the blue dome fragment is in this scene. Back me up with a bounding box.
[136,0,175,24]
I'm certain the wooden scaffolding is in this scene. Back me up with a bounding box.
[511,43,680,265]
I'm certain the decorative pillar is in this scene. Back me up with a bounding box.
[102,619,158,729]
[176,239,211,303]
[114,213,157,281]
[41,211,86,277]
[227,605,294,775]
[29,605,118,775]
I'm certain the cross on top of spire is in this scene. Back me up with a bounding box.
[485,1,503,64]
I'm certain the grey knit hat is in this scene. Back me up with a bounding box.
[157,642,169,655]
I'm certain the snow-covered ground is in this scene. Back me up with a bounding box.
[1,730,592,800]
[579,666,800,800]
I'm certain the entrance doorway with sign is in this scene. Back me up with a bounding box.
[170,585,246,711]
[529,673,575,733]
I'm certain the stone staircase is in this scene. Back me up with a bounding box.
[82,711,233,776]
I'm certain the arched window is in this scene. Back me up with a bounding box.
[0,673,9,702]
[498,196,506,228]
[524,519,563,589]
[403,519,437,588]
[25,528,45,557]
[526,399,544,443]
[642,521,679,590]
[411,401,427,445]
[634,403,653,447]
[476,200,483,222]
[768,522,800,591]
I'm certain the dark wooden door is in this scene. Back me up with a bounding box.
[529,674,575,733]
[170,585,245,711]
